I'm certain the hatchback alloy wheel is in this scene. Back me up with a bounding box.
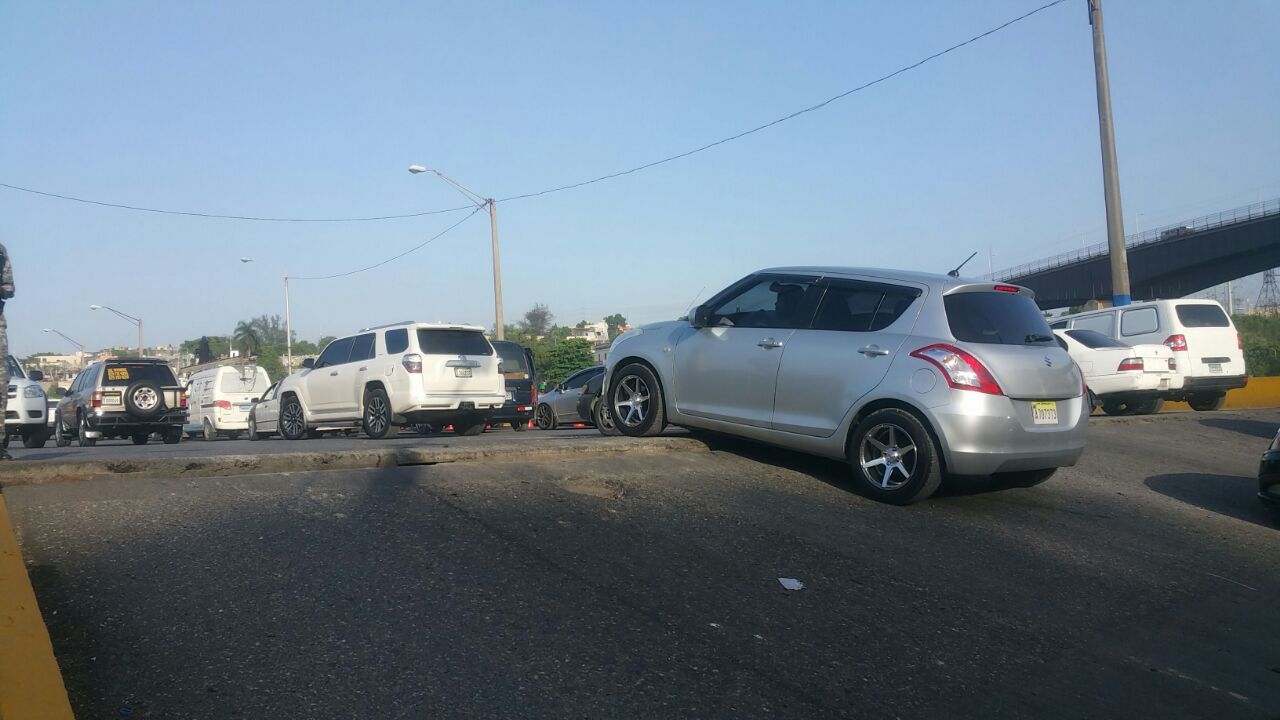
[858,422,918,491]
[613,375,651,428]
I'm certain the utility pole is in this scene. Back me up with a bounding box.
[488,199,505,340]
[284,272,293,372]
[1087,0,1131,306]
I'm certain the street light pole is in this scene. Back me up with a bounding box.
[409,164,506,340]
[284,272,293,372]
[1087,0,1131,307]
[42,328,85,370]
[90,304,144,356]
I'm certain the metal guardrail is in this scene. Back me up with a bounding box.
[988,198,1280,281]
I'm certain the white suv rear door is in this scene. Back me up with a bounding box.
[414,328,501,397]
[1171,303,1244,378]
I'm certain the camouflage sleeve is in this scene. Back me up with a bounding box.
[0,244,12,300]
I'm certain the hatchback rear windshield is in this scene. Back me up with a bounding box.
[102,363,177,386]
[416,329,493,356]
[1175,304,1230,328]
[219,367,271,394]
[491,341,531,374]
[1065,329,1128,349]
[944,291,1055,345]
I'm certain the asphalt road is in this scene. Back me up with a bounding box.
[6,411,1279,719]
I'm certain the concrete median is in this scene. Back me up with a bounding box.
[0,436,709,487]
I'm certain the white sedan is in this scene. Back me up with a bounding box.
[1054,329,1180,416]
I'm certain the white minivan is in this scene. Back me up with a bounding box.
[1051,299,1245,410]
[184,365,272,440]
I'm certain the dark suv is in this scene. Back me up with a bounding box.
[488,340,537,431]
[55,358,187,446]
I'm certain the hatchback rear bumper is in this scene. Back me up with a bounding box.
[928,392,1088,476]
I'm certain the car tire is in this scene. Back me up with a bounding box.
[279,396,308,440]
[998,467,1058,488]
[453,417,486,437]
[203,419,217,441]
[22,428,50,449]
[848,408,942,505]
[1101,399,1139,416]
[1135,397,1164,415]
[248,416,260,441]
[1086,390,1100,415]
[163,428,182,444]
[54,412,72,447]
[593,399,621,436]
[131,432,149,446]
[1188,392,1226,412]
[511,421,527,432]
[77,414,96,448]
[534,404,556,431]
[609,363,667,437]
[362,388,394,439]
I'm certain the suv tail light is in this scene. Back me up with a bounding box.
[180,391,188,408]
[91,391,103,409]
[910,344,1004,395]
[1117,358,1144,372]
[1164,334,1188,352]
[402,354,423,374]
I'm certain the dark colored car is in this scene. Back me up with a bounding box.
[489,340,536,431]
[1259,428,1280,512]
[54,358,187,446]
[577,372,619,435]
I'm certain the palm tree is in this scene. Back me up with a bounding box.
[233,321,261,357]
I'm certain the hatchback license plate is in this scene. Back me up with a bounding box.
[1208,362,1223,374]
[1031,401,1058,425]
[455,367,473,378]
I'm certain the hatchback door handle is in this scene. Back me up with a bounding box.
[858,345,890,357]
[758,338,784,349]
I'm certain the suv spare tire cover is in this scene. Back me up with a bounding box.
[125,379,166,417]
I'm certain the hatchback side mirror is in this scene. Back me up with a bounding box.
[691,305,712,328]
[302,358,315,370]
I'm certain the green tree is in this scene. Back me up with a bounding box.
[541,338,595,388]
[254,345,285,382]
[317,336,337,351]
[195,337,214,364]
[234,321,261,357]
[292,340,319,356]
[1233,314,1280,376]
[604,313,628,340]
[522,303,554,335]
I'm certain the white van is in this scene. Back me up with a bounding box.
[1050,299,1245,410]
[184,365,272,440]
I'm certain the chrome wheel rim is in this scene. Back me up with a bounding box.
[132,387,159,410]
[282,402,305,437]
[366,396,388,435]
[613,375,651,428]
[858,423,918,490]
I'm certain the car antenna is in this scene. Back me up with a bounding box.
[947,251,978,278]
[682,285,707,319]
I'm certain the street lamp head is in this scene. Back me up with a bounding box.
[43,328,52,333]
[408,165,428,174]
[240,257,255,263]
[89,304,102,310]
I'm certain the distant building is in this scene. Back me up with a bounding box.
[570,321,610,344]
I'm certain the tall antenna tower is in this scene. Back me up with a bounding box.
[1258,269,1280,315]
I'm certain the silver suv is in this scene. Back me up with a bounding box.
[55,358,187,446]
[603,268,1088,504]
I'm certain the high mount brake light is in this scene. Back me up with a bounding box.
[910,344,1004,395]
[993,284,1020,293]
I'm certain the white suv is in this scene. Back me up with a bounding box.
[275,322,506,439]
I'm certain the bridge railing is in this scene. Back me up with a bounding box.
[988,197,1280,281]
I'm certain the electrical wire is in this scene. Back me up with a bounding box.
[0,182,474,222]
[291,206,484,280]
[0,0,1070,220]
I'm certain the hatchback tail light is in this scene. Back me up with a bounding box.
[910,344,1004,395]
[91,391,103,409]
[402,354,423,374]
[1164,334,1188,352]
[1117,358,1144,372]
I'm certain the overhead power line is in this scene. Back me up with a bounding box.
[292,206,484,280]
[0,0,1069,220]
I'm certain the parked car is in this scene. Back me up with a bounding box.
[533,366,604,430]
[1053,329,1178,415]
[274,322,506,439]
[603,268,1088,504]
[489,340,536,431]
[1260,428,1280,514]
[247,380,281,440]
[4,355,50,448]
[54,358,186,446]
[578,371,619,435]
[184,364,272,440]
[1051,299,1245,410]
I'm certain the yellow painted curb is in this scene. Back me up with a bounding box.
[1163,375,1280,412]
[0,496,75,720]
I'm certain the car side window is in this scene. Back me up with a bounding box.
[350,333,376,362]
[812,281,921,332]
[1120,307,1158,336]
[315,337,354,368]
[708,276,817,329]
[1071,313,1115,337]
[563,369,600,391]
[384,328,409,355]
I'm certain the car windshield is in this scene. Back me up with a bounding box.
[1065,329,1129,349]
[943,291,1055,345]
[219,367,271,394]
[492,341,531,374]
[6,356,24,380]
[1175,303,1230,328]
[101,363,177,386]
[417,329,493,356]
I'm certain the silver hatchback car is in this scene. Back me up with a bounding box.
[603,267,1088,504]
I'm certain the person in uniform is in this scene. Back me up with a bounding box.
[0,243,13,460]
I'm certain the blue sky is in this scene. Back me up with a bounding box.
[3,0,1278,356]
